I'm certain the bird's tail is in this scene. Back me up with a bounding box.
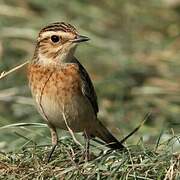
[93,120,125,150]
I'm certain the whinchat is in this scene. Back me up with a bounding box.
[27,22,125,161]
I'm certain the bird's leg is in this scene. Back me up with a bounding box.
[47,125,58,163]
[83,130,90,162]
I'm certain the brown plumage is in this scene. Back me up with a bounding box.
[27,22,125,161]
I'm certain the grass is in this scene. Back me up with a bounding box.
[0,135,179,179]
[0,122,179,179]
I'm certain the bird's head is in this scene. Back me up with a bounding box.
[33,22,89,64]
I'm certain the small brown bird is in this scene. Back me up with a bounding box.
[27,22,125,161]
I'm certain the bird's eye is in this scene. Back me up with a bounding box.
[51,35,60,43]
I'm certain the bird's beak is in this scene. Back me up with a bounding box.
[70,35,90,43]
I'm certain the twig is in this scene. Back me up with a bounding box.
[120,112,151,143]
[62,109,83,148]
[0,61,29,80]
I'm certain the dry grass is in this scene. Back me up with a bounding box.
[0,61,28,80]
[0,135,179,179]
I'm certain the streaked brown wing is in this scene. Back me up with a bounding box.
[74,57,99,115]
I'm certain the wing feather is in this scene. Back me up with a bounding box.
[74,57,99,115]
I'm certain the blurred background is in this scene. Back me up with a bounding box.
[0,0,179,152]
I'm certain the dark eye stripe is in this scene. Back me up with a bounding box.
[39,37,49,42]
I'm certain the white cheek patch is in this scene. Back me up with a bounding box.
[38,53,53,65]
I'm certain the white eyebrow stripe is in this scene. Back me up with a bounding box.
[40,31,75,39]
